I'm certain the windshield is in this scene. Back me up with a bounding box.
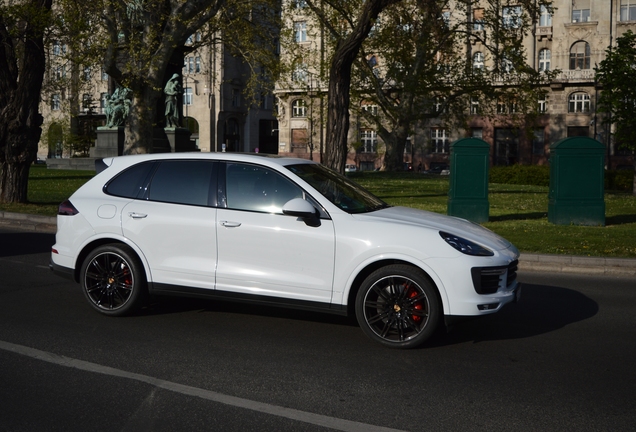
[286,164,388,214]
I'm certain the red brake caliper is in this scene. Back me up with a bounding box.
[408,288,422,323]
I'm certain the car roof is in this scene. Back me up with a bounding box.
[101,152,317,171]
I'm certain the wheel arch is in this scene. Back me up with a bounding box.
[74,237,151,284]
[345,258,447,318]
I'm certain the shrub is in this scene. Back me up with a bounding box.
[489,165,550,187]
[605,169,633,192]
[490,164,634,191]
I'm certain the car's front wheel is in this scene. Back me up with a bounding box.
[80,244,147,316]
[355,265,440,348]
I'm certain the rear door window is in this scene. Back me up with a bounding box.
[104,161,155,199]
[147,160,216,206]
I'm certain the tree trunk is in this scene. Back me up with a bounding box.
[382,121,411,171]
[324,0,402,174]
[124,87,160,154]
[0,0,51,203]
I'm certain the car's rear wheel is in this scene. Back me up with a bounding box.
[355,265,440,348]
[80,244,146,316]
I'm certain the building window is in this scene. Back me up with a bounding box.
[442,10,451,27]
[500,55,514,74]
[294,0,307,8]
[538,48,551,72]
[195,57,201,73]
[183,87,193,106]
[540,5,552,26]
[292,62,307,82]
[232,88,241,107]
[473,9,484,31]
[100,92,109,114]
[431,128,449,153]
[497,97,518,114]
[362,104,379,116]
[82,94,92,111]
[51,94,61,110]
[570,41,591,70]
[470,96,480,114]
[502,6,522,28]
[538,97,547,113]
[83,66,91,81]
[473,52,484,70]
[568,92,590,113]
[621,0,636,21]
[572,0,590,22]
[433,96,446,114]
[360,130,377,153]
[101,68,108,81]
[292,99,307,117]
[54,65,65,80]
[533,128,545,155]
[294,21,307,43]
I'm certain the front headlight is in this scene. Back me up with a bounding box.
[439,231,494,256]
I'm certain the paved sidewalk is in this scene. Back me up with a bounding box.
[2,211,635,277]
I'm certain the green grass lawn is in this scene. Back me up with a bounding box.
[2,166,635,258]
[353,172,636,258]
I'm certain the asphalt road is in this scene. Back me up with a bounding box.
[1,227,635,432]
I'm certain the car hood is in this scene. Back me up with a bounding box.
[357,206,515,252]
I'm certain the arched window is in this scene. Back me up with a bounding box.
[568,92,590,113]
[473,52,484,70]
[570,41,591,70]
[538,48,551,72]
[291,99,307,117]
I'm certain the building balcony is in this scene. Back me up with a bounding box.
[553,69,595,84]
[536,26,552,40]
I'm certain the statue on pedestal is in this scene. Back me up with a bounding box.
[164,73,181,128]
[104,87,132,128]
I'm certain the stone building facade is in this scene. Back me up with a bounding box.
[39,0,635,171]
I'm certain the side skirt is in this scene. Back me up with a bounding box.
[150,283,349,316]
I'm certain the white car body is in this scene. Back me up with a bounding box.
[51,153,520,348]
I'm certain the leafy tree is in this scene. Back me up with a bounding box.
[283,0,553,172]
[596,30,636,195]
[288,0,402,173]
[0,0,53,203]
[94,0,281,154]
[352,0,553,171]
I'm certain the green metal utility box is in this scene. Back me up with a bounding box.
[447,138,490,223]
[548,137,605,226]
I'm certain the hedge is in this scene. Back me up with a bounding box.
[489,165,633,192]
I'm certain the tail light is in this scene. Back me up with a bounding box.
[58,200,79,216]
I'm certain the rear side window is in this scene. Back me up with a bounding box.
[104,161,155,198]
[147,160,215,206]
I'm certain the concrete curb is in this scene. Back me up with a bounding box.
[0,211,57,233]
[2,211,635,277]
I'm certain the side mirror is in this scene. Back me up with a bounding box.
[282,198,320,227]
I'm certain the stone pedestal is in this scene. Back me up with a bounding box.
[163,128,199,152]
[91,127,124,158]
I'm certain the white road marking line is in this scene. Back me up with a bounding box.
[0,340,406,432]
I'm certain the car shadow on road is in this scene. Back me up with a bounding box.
[0,231,55,257]
[144,296,358,327]
[146,282,598,345]
[428,282,599,347]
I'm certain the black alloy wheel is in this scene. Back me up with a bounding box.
[355,264,440,348]
[80,244,146,316]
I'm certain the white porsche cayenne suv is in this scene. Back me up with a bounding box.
[51,153,520,348]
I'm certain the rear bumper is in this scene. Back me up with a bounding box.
[49,260,75,282]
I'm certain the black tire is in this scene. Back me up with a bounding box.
[355,264,440,348]
[80,244,147,316]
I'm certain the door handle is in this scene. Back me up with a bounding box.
[220,220,241,228]
[128,212,148,219]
